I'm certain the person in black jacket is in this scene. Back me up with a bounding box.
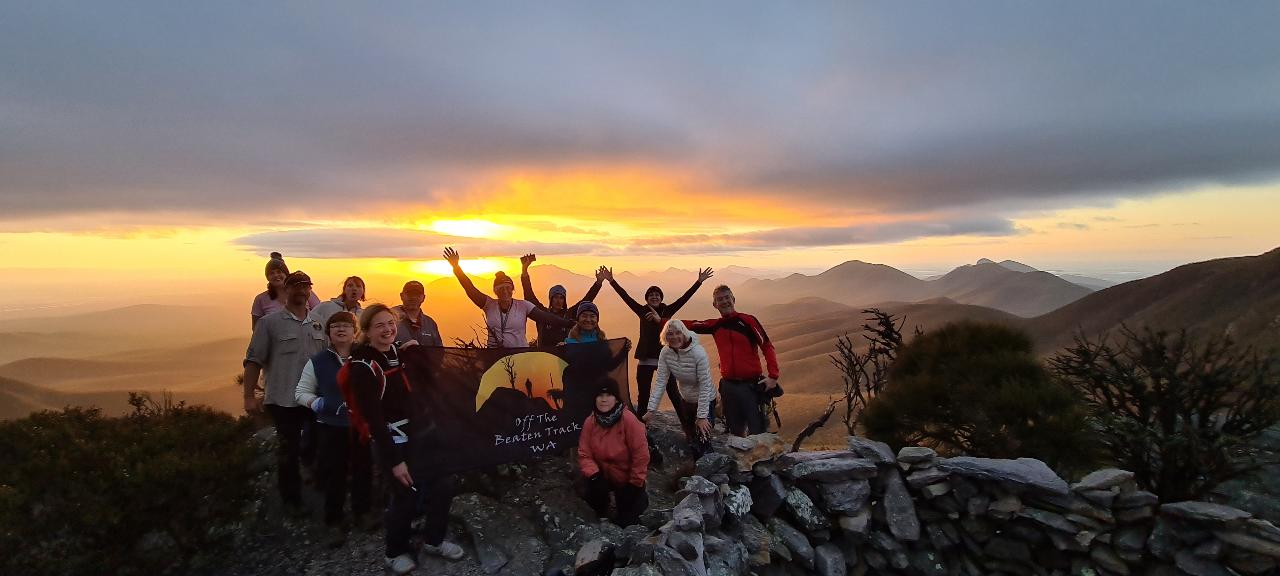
[339,304,463,574]
[519,253,605,347]
[601,267,713,417]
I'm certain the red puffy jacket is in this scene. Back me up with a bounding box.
[577,409,650,487]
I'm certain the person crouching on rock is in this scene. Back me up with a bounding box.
[577,379,650,527]
[339,304,464,574]
[642,320,716,457]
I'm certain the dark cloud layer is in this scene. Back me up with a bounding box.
[3,2,1279,220]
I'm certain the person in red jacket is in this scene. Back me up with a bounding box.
[683,285,780,437]
[577,379,650,527]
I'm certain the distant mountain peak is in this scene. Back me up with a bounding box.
[976,258,997,265]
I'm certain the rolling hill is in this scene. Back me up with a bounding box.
[1028,247,1280,352]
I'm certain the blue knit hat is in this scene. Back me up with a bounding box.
[548,285,567,300]
[575,301,600,318]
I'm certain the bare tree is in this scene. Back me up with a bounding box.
[828,308,908,435]
[502,356,518,390]
[1051,326,1280,500]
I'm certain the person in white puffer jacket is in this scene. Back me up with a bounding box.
[641,320,717,455]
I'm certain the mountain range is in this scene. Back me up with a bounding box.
[2,248,1276,440]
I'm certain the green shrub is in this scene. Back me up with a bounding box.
[0,393,257,576]
[862,321,1095,472]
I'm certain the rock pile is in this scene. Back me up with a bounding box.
[575,434,1280,575]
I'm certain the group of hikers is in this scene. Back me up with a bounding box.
[242,249,780,574]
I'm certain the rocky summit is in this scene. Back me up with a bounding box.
[203,413,1280,575]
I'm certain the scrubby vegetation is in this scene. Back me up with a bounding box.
[1051,326,1280,501]
[0,393,257,576]
[860,321,1095,472]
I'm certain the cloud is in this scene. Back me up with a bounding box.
[233,229,600,260]
[2,2,1280,223]
[232,215,1018,259]
[1056,222,1090,230]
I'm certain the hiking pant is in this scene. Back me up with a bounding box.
[636,364,682,417]
[386,473,454,558]
[266,404,308,506]
[674,398,717,457]
[720,378,767,437]
[316,422,372,526]
[584,475,648,528]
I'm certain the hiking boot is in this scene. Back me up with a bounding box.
[384,554,415,574]
[422,540,465,560]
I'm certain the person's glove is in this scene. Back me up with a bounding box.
[309,397,324,413]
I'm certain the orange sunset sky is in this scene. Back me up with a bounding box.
[2,3,1278,315]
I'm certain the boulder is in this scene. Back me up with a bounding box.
[722,484,753,518]
[677,476,718,497]
[1115,490,1158,509]
[749,474,786,519]
[837,509,870,539]
[694,452,734,478]
[783,488,832,532]
[1175,549,1233,576]
[1072,468,1135,492]
[672,494,704,532]
[573,539,616,576]
[768,517,815,569]
[1161,502,1252,526]
[813,543,847,576]
[897,446,937,465]
[883,468,921,541]
[937,457,1070,495]
[1018,507,1077,534]
[818,480,870,514]
[987,493,1022,521]
[906,467,949,489]
[1215,528,1280,557]
[847,436,896,464]
[725,433,786,472]
[787,456,878,483]
[738,514,772,567]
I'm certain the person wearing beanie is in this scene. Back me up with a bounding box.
[519,253,605,347]
[251,251,321,330]
[577,378,649,527]
[442,247,574,348]
[563,301,604,344]
[600,266,714,418]
[293,311,371,545]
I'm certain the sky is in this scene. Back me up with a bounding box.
[3,1,1279,312]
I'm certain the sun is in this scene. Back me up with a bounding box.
[413,259,506,277]
[430,219,507,238]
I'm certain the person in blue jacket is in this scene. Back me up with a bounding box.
[295,311,371,545]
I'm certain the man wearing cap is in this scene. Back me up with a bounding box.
[519,253,605,347]
[392,280,443,346]
[443,247,574,348]
[243,270,329,509]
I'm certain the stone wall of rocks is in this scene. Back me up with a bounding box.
[584,433,1280,576]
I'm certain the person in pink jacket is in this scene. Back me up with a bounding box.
[577,379,650,527]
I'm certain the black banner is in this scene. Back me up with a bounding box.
[400,339,631,475]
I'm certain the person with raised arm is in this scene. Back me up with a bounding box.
[519,253,605,347]
[683,285,780,437]
[442,247,573,348]
[601,266,713,417]
[338,304,464,574]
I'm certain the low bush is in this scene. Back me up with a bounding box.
[0,393,257,576]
